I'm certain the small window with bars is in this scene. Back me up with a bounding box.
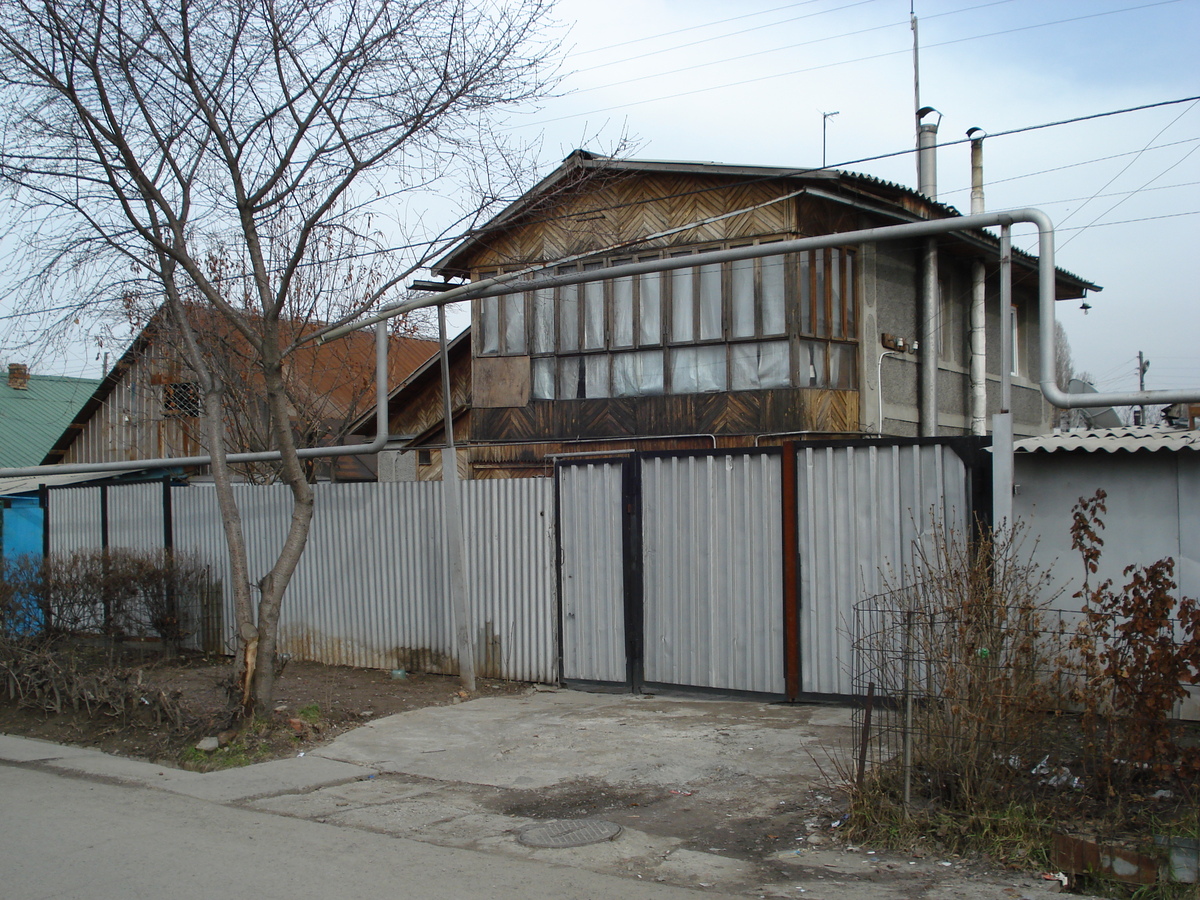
[162,382,201,418]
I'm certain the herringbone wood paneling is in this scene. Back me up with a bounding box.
[470,172,801,272]
[470,390,858,443]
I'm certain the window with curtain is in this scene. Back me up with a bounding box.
[475,242,858,400]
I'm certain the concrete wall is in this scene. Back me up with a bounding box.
[861,242,1051,439]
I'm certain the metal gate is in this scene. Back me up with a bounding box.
[641,453,784,694]
[555,439,985,699]
[557,461,629,684]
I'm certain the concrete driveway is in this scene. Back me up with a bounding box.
[2,687,1079,898]
[279,688,1068,898]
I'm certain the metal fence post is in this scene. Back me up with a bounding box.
[903,606,915,810]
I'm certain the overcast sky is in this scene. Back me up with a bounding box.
[485,0,1198,400]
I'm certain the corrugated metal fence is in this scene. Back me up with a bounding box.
[796,442,970,696]
[642,453,784,694]
[44,438,980,695]
[557,440,980,699]
[558,462,627,683]
[48,479,557,682]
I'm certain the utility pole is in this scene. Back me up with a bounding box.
[1137,352,1150,426]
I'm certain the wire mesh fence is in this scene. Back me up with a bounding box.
[852,584,1199,804]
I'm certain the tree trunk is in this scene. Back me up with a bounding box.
[247,320,315,713]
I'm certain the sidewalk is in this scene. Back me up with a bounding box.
[0,690,1085,899]
[0,760,718,900]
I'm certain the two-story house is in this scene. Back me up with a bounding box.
[363,151,1098,480]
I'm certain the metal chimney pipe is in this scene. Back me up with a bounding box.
[968,127,987,435]
[917,107,940,199]
[917,107,941,436]
[969,128,985,214]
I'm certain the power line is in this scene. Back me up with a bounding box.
[572,20,899,95]
[571,0,836,58]
[4,100,1195,296]
[0,301,96,322]
[502,96,1200,243]
[570,0,1020,94]
[1059,124,1200,249]
[1056,99,1199,233]
[148,96,1200,276]
[573,0,890,74]
[1058,210,1200,231]
[527,0,1185,127]
[975,180,1200,210]
[939,138,1200,196]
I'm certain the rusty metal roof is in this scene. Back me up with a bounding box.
[1013,426,1200,454]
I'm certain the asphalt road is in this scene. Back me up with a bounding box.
[0,762,724,900]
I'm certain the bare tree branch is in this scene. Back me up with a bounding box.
[0,0,558,712]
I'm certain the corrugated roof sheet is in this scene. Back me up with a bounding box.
[0,374,100,468]
[1013,426,1200,454]
[0,470,120,497]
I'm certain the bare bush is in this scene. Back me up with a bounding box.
[855,523,1066,814]
[1,550,213,649]
[1067,490,1200,788]
[1,550,216,729]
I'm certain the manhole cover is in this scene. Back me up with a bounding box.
[518,818,623,848]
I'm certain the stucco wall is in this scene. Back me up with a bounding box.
[860,242,1052,438]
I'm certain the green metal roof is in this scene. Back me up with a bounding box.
[0,373,101,468]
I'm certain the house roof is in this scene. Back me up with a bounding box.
[348,328,470,439]
[0,469,178,497]
[432,150,1100,298]
[0,372,101,468]
[1013,426,1200,454]
[40,308,437,465]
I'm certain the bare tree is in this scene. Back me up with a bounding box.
[0,0,555,713]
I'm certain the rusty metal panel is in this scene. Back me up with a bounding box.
[797,443,968,696]
[169,480,557,679]
[274,481,450,671]
[43,478,558,680]
[558,462,627,683]
[462,477,557,682]
[641,453,785,694]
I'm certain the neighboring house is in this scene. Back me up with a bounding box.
[43,311,437,482]
[1012,425,1200,719]
[1013,425,1200,607]
[0,364,100,469]
[361,151,1097,480]
[0,364,100,560]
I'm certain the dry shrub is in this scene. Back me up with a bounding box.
[858,522,1066,812]
[851,503,1200,873]
[0,640,189,726]
[1,550,215,727]
[1,549,213,647]
[1067,490,1200,790]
